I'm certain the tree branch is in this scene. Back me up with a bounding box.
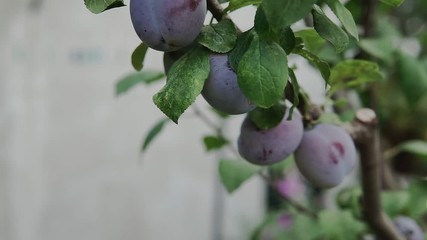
[350,109,405,240]
[207,0,227,22]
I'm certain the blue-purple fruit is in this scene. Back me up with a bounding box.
[202,54,255,114]
[393,216,424,240]
[295,124,356,188]
[130,0,206,52]
[238,110,304,165]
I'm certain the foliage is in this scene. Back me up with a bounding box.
[85,0,427,239]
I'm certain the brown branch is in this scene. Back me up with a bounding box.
[350,109,405,240]
[207,0,227,22]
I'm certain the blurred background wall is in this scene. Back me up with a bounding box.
[0,1,324,240]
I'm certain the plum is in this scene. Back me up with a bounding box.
[393,216,424,240]
[294,124,356,188]
[238,110,304,165]
[130,0,206,52]
[202,54,255,114]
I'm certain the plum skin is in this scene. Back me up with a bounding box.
[393,216,424,240]
[130,0,206,52]
[238,110,304,165]
[294,123,357,188]
[202,54,255,115]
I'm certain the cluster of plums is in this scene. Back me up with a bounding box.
[130,0,356,188]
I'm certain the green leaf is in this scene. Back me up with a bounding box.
[84,0,125,14]
[329,60,383,92]
[396,51,427,105]
[142,119,169,152]
[261,0,318,32]
[293,47,330,83]
[381,191,410,217]
[203,136,229,151]
[408,180,427,218]
[131,43,149,72]
[312,5,349,53]
[219,159,262,193]
[282,214,323,239]
[295,29,326,53]
[279,28,296,54]
[237,35,288,108]
[319,210,366,240]
[325,0,359,40]
[358,38,394,63]
[229,30,256,71]
[225,0,261,12]
[116,71,165,96]
[380,0,405,7]
[198,19,237,53]
[153,46,210,123]
[398,140,427,158]
[248,101,286,130]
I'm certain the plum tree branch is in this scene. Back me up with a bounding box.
[207,0,227,22]
[348,109,405,240]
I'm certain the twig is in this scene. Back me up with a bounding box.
[350,109,405,240]
[259,173,319,219]
[192,105,241,159]
[207,0,227,22]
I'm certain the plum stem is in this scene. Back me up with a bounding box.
[207,0,241,33]
[350,108,405,240]
[259,173,319,219]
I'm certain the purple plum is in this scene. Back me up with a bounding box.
[202,54,255,114]
[295,123,357,188]
[130,0,206,52]
[238,110,304,165]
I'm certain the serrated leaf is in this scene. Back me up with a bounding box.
[261,0,318,32]
[131,43,149,71]
[198,19,237,53]
[116,71,165,96]
[219,159,261,193]
[325,0,359,41]
[329,60,383,93]
[225,0,261,12]
[248,102,286,130]
[84,0,125,14]
[229,30,256,71]
[398,140,427,158]
[295,29,326,53]
[153,46,210,123]
[203,136,229,151]
[293,48,330,83]
[142,119,169,152]
[396,51,427,105]
[312,5,349,53]
[319,210,366,240]
[380,0,405,7]
[237,35,288,108]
